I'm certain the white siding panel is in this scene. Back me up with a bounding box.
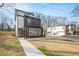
[17,11,24,16]
[17,16,24,28]
[47,26,66,36]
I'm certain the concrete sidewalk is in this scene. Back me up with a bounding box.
[19,38,45,56]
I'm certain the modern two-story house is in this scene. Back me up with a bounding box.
[15,9,43,38]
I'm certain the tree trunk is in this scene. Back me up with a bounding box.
[2,23,4,31]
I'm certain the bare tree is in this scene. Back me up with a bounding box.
[0,3,16,31]
[7,18,15,31]
[72,5,79,17]
[0,16,8,30]
[56,16,66,26]
[0,3,4,7]
[46,16,66,27]
[34,11,67,28]
[0,3,15,13]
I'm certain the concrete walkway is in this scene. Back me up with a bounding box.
[19,38,45,56]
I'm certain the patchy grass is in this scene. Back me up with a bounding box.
[0,31,25,56]
[38,46,61,56]
[29,38,79,56]
[0,31,14,35]
[63,35,79,39]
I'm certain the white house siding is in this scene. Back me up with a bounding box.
[17,10,24,16]
[16,10,24,37]
[17,16,24,28]
[16,14,18,37]
[47,26,66,36]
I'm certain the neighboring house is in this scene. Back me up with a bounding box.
[47,26,66,36]
[47,24,77,36]
[75,24,79,34]
[15,9,43,38]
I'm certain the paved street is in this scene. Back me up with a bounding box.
[47,36,79,42]
[61,37,79,42]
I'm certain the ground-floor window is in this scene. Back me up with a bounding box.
[29,28,33,36]
[18,27,42,37]
[18,28,25,37]
[29,28,42,37]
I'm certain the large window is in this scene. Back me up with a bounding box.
[18,28,25,37]
[25,17,41,27]
[29,28,33,36]
[37,29,41,36]
[27,18,32,26]
[29,28,41,36]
